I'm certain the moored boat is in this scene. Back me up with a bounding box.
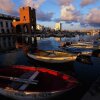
[0,65,78,100]
[27,50,77,63]
[59,46,92,55]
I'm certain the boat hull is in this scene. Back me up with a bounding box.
[27,53,76,63]
[0,88,65,100]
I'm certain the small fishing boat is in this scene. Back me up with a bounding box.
[27,50,77,63]
[59,46,92,54]
[0,65,77,100]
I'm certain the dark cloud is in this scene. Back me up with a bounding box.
[80,0,99,7]
[36,10,54,21]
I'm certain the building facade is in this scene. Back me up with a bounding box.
[36,24,44,31]
[55,22,62,31]
[0,14,19,34]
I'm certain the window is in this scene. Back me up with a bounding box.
[6,22,8,27]
[1,29,5,33]
[23,16,26,21]
[0,21,3,27]
[11,23,13,27]
[12,29,13,33]
[7,29,9,33]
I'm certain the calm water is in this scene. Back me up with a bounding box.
[0,37,99,100]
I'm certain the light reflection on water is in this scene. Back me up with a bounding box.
[37,37,60,50]
[0,37,99,82]
[0,37,99,99]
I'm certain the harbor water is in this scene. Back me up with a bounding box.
[0,37,99,100]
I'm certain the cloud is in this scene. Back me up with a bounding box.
[0,0,16,14]
[36,10,54,21]
[80,0,99,7]
[60,4,80,22]
[0,0,45,16]
[85,8,100,27]
[57,0,74,6]
[23,0,45,9]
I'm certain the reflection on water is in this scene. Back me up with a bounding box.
[0,50,31,66]
[0,37,100,100]
[37,37,60,50]
[0,37,99,82]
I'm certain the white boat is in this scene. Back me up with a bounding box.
[59,46,92,55]
[74,49,100,81]
[27,50,77,63]
[0,65,78,100]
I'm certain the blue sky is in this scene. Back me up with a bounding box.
[0,0,100,30]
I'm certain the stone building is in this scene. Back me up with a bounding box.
[0,14,19,34]
[12,6,36,34]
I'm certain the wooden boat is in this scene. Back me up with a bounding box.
[0,65,78,100]
[59,46,92,54]
[27,50,77,63]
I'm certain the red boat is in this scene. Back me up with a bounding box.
[0,65,78,100]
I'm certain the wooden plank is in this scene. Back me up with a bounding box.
[19,71,39,91]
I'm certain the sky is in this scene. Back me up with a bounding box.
[0,0,100,30]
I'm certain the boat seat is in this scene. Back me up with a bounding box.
[10,71,39,90]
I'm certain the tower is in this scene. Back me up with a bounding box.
[12,6,36,34]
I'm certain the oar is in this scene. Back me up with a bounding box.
[0,75,38,85]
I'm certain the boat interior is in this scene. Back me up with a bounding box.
[0,66,77,92]
[29,50,76,57]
